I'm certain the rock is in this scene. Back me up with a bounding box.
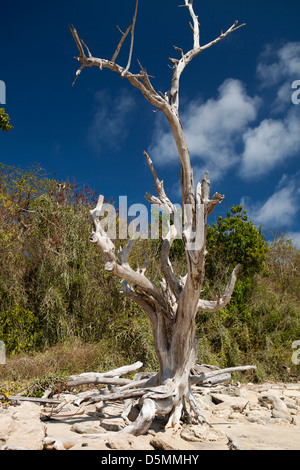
[180,424,225,443]
[240,388,259,405]
[245,411,271,425]
[107,433,154,450]
[272,397,291,413]
[211,405,232,419]
[292,415,300,426]
[229,411,247,422]
[43,436,81,450]
[271,409,292,423]
[100,418,125,431]
[282,397,300,412]
[227,434,245,450]
[71,422,106,434]
[210,393,248,411]
[69,439,109,451]
[151,431,196,450]
[282,388,300,400]
[259,394,293,423]
[0,403,45,450]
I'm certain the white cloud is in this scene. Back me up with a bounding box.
[241,174,300,229]
[239,108,300,179]
[257,41,300,112]
[286,232,300,249]
[238,42,300,179]
[87,89,136,154]
[149,43,300,186]
[257,42,300,85]
[150,79,259,181]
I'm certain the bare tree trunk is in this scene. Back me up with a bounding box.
[70,0,249,434]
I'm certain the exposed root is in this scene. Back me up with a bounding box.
[119,398,156,436]
[187,390,212,426]
[118,387,211,436]
[67,361,256,436]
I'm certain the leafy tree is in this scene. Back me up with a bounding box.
[204,205,269,309]
[0,109,13,132]
[170,205,269,308]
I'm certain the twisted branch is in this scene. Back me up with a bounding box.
[197,264,241,313]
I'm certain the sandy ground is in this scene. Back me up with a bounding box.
[1,381,300,450]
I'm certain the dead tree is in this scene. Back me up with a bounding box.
[70,1,251,435]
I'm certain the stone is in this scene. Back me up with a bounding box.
[245,411,271,425]
[272,397,290,413]
[100,418,125,431]
[271,409,292,423]
[292,415,300,426]
[69,439,109,451]
[107,433,154,450]
[211,405,232,419]
[1,402,45,450]
[151,431,196,450]
[258,395,294,423]
[180,424,225,443]
[240,388,259,405]
[71,422,106,434]
[282,397,300,412]
[210,393,248,411]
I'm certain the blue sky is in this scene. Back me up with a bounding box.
[1,0,300,246]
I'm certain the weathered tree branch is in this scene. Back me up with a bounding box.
[197,264,241,312]
[112,25,132,63]
[89,195,166,306]
[122,0,139,76]
[68,361,143,387]
[189,365,257,386]
[70,25,167,109]
[168,1,246,111]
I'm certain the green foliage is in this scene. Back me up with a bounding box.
[206,205,268,276]
[0,109,13,132]
[0,165,299,382]
[196,230,300,380]
[0,164,154,365]
[204,205,268,311]
[0,306,41,354]
[25,371,68,397]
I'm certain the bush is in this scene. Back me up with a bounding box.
[0,306,42,354]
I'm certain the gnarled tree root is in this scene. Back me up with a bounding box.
[67,362,256,436]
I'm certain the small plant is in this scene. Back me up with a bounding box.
[25,371,68,398]
[0,108,13,132]
[0,306,42,354]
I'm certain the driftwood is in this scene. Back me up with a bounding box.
[66,361,256,434]
[67,363,256,398]
[69,0,249,435]
[2,396,61,405]
[189,365,257,386]
[67,361,143,387]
